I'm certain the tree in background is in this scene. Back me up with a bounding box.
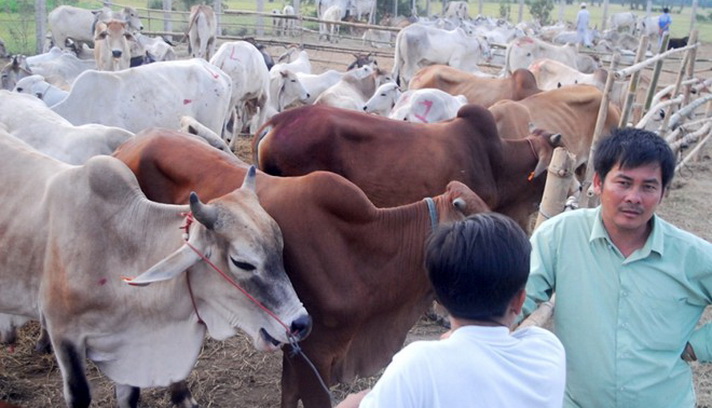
[527,0,554,24]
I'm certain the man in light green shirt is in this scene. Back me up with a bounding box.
[524,127,712,408]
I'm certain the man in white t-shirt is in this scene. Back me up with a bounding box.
[336,213,566,408]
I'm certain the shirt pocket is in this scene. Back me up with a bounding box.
[627,292,700,351]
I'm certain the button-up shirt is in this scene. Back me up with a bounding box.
[524,207,712,408]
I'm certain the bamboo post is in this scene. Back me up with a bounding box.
[643,32,670,111]
[619,35,648,127]
[519,296,556,329]
[579,53,620,209]
[692,101,712,162]
[682,30,699,108]
[534,148,576,230]
[614,43,694,79]
[676,128,712,172]
[659,46,692,134]
[669,121,712,153]
[519,147,576,329]
[667,94,712,131]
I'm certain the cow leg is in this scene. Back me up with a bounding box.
[54,338,91,408]
[115,384,140,408]
[169,380,199,408]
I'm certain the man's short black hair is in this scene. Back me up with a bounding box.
[594,127,676,189]
[663,7,670,13]
[425,213,531,321]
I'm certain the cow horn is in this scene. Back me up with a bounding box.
[242,166,257,192]
[550,133,562,146]
[190,192,218,230]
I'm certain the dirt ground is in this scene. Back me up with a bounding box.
[1,37,712,408]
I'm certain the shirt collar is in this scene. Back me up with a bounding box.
[589,206,664,259]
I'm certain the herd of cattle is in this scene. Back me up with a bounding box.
[0,2,697,407]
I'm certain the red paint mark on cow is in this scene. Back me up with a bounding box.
[519,37,535,44]
[202,65,221,79]
[414,99,434,123]
[184,99,193,105]
[229,46,241,61]
[98,278,107,286]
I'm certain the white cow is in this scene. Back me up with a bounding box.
[363,82,402,115]
[51,59,232,144]
[504,36,580,74]
[314,65,393,111]
[93,19,133,71]
[392,23,491,87]
[389,88,468,123]
[27,50,96,88]
[210,41,271,141]
[26,46,66,65]
[13,74,69,106]
[443,1,470,19]
[321,5,343,42]
[133,32,177,62]
[282,5,297,36]
[47,5,143,51]
[528,58,607,91]
[636,15,660,44]
[0,131,311,407]
[270,48,312,76]
[1,56,32,90]
[296,70,346,104]
[608,11,637,33]
[268,69,311,112]
[187,4,217,60]
[0,90,133,164]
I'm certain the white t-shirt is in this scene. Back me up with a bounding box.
[359,325,566,408]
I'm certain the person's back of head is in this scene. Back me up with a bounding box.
[425,213,530,322]
[580,2,587,8]
[663,7,670,13]
[593,127,676,189]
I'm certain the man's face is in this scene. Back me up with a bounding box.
[593,162,665,238]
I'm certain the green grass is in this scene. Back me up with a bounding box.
[1,0,709,55]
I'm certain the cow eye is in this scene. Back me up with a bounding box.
[231,257,256,271]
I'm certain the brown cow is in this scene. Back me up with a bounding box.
[489,84,621,179]
[113,129,490,408]
[408,65,541,108]
[253,103,562,230]
[93,19,133,71]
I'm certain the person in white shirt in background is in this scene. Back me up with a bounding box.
[336,213,566,408]
[576,2,592,48]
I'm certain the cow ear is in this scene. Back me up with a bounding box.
[550,133,562,146]
[123,245,200,286]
